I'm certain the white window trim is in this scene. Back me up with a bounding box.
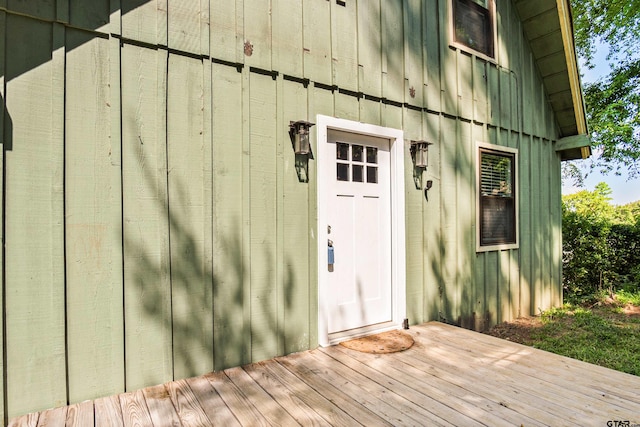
[448,0,498,63]
[476,141,519,253]
[316,115,406,347]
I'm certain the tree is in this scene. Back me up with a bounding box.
[569,0,640,177]
[571,0,640,67]
[583,59,640,176]
[563,182,615,223]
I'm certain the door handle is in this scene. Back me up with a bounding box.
[328,239,334,265]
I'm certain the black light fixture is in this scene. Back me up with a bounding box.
[289,120,315,155]
[411,140,433,169]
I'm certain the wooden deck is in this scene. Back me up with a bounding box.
[9,322,640,426]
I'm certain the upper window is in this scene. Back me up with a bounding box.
[477,145,517,251]
[453,0,495,58]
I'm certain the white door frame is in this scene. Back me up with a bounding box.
[316,115,406,347]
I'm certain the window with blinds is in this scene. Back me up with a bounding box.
[453,0,495,58]
[479,148,516,247]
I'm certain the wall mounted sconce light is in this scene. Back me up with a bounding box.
[289,120,315,155]
[289,120,315,183]
[411,140,433,169]
[411,140,435,197]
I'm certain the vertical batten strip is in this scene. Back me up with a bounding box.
[0,9,5,424]
[110,33,125,395]
[275,74,285,357]
[203,54,214,373]
[54,20,68,409]
[308,81,318,348]
[158,45,171,382]
[241,66,252,366]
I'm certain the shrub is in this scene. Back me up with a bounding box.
[562,183,640,299]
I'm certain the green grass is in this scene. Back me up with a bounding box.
[615,289,640,305]
[531,301,640,376]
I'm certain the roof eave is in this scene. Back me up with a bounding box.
[514,0,591,160]
[555,0,588,137]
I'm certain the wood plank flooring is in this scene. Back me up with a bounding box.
[9,322,640,426]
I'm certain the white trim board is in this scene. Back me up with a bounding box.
[316,115,406,347]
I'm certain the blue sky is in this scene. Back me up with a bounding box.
[561,45,640,206]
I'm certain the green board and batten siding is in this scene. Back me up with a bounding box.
[0,0,564,418]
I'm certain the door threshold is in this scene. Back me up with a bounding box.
[325,321,400,346]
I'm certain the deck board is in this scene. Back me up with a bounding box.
[224,366,299,426]
[94,395,123,427]
[204,372,270,426]
[317,345,479,426]
[119,390,154,427]
[7,412,38,427]
[243,361,325,426]
[8,322,640,426]
[306,349,451,427]
[35,406,67,427]
[184,376,240,426]
[275,353,393,427]
[166,379,212,427]
[142,385,181,427]
[66,401,95,427]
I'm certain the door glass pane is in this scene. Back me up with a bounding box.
[337,143,349,160]
[367,147,378,164]
[352,145,363,162]
[337,163,349,181]
[367,166,378,183]
[353,165,363,182]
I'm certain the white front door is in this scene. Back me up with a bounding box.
[326,130,392,334]
[317,115,406,346]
